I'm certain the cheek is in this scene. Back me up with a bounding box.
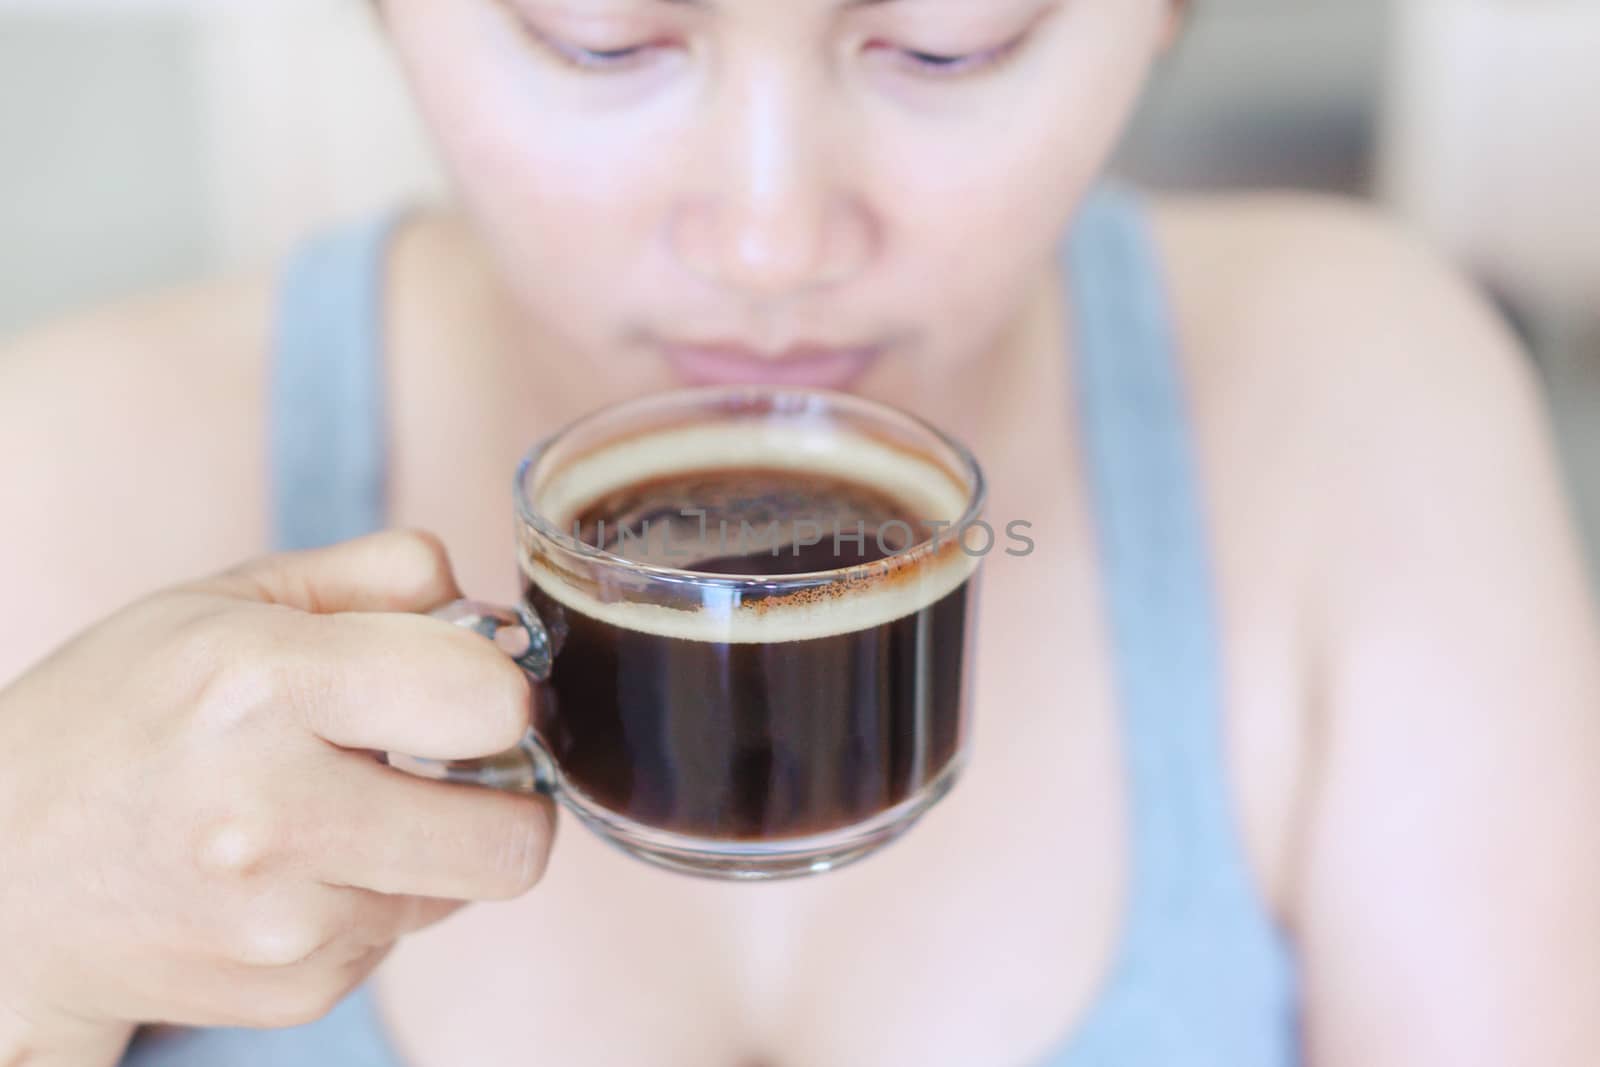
[867,16,1156,325]
[390,6,672,289]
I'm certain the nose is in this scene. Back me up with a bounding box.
[672,70,876,296]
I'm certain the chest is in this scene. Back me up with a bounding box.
[374,375,1305,1065]
[376,547,1135,1067]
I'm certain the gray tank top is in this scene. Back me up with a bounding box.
[122,186,1300,1067]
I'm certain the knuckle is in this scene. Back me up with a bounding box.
[485,801,555,899]
[177,617,288,731]
[193,816,277,879]
[229,912,331,969]
[195,658,278,734]
[386,529,457,601]
[390,527,449,565]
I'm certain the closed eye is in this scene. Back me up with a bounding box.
[871,37,1025,79]
[547,39,666,72]
[904,48,996,74]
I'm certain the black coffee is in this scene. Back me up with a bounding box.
[526,467,972,841]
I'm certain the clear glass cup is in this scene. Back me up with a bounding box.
[392,386,986,880]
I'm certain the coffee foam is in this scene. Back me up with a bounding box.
[522,421,979,644]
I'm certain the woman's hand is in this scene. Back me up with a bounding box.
[0,531,555,1067]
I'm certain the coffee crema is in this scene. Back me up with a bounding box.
[520,420,978,841]
[573,467,920,574]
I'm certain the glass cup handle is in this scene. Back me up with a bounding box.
[383,600,559,796]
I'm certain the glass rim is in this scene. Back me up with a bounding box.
[512,385,988,589]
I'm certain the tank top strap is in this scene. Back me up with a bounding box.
[1058,183,1298,1064]
[269,211,409,551]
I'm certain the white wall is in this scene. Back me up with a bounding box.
[193,1,447,270]
[0,10,210,333]
[0,0,445,336]
[1382,0,1600,317]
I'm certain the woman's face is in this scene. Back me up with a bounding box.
[385,0,1171,392]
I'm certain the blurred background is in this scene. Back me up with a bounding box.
[3,0,1598,569]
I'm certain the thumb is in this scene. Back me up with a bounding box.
[205,530,464,615]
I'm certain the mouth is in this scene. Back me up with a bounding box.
[658,340,885,391]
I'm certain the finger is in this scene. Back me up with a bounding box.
[208,529,462,615]
[280,610,532,759]
[122,894,412,1030]
[105,953,321,1031]
[227,888,461,971]
[310,753,558,902]
[392,893,465,937]
[172,944,394,1031]
[299,889,463,952]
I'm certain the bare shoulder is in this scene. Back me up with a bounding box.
[1148,191,1573,595]
[1144,193,1599,917]
[1152,190,1537,415]
[1151,194,1600,1065]
[0,276,274,680]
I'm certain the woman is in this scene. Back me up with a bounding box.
[1,0,1595,1064]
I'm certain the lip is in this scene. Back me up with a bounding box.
[659,340,885,390]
